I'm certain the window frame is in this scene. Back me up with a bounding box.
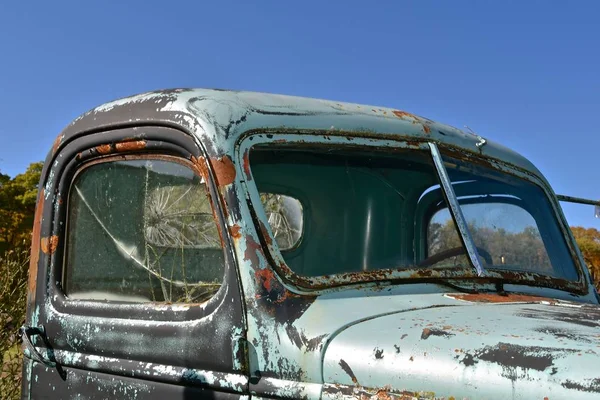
[62,153,225,304]
[47,127,236,322]
[236,131,591,295]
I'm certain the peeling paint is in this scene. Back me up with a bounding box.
[420,328,454,340]
[40,235,59,255]
[114,140,147,152]
[229,224,242,240]
[95,144,112,154]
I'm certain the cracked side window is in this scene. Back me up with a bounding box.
[64,158,223,303]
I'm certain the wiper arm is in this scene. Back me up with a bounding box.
[429,142,486,277]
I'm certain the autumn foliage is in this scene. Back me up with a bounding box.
[570,226,600,289]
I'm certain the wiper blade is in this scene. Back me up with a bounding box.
[429,142,486,277]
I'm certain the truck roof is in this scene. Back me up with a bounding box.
[56,88,544,180]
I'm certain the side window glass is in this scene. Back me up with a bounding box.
[260,193,303,251]
[64,158,224,303]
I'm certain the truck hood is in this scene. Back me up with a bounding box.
[322,294,600,399]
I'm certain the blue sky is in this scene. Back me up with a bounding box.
[1,1,599,228]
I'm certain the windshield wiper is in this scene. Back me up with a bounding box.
[429,143,486,277]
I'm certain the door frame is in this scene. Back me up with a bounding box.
[23,126,248,398]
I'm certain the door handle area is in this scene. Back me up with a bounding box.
[19,325,57,368]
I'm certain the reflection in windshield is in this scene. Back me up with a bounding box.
[439,155,578,281]
[250,145,579,284]
[251,147,444,277]
[428,203,552,273]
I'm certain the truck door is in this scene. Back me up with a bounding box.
[22,126,247,399]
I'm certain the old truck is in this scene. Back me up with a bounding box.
[20,89,600,399]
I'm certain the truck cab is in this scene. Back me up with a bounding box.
[21,89,600,399]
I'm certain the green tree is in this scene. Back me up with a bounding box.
[0,162,42,399]
[0,162,43,252]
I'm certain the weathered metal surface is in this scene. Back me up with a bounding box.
[23,88,600,399]
[322,295,600,399]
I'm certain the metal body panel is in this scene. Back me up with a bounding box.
[323,294,600,399]
[29,362,245,400]
[23,88,600,399]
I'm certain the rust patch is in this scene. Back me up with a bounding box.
[245,233,317,322]
[27,190,44,300]
[205,189,225,247]
[115,140,146,152]
[243,149,253,180]
[244,234,263,267]
[41,235,59,255]
[190,155,210,181]
[392,110,431,134]
[96,144,112,154]
[209,155,236,186]
[448,293,556,304]
[392,110,419,120]
[255,267,276,292]
[229,224,242,240]
[259,220,273,246]
[353,387,434,400]
[51,134,64,154]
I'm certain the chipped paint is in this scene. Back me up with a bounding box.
[95,144,112,154]
[114,140,147,152]
[95,140,147,155]
[51,134,64,154]
[40,235,59,255]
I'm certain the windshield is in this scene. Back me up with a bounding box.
[249,145,579,284]
[424,155,579,281]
